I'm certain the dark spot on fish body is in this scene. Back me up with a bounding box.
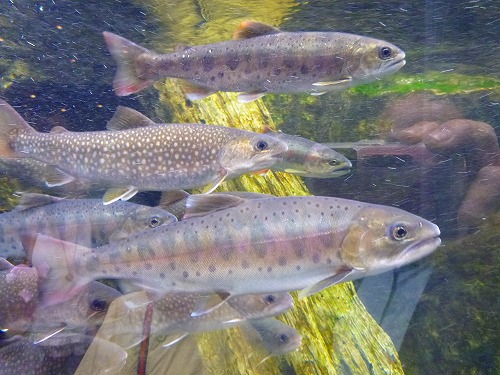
[283,56,296,69]
[273,67,282,76]
[209,265,216,273]
[300,64,309,75]
[258,53,270,69]
[267,267,273,272]
[202,55,214,72]
[241,260,249,269]
[278,257,287,266]
[160,272,166,279]
[227,52,240,70]
[170,262,176,271]
[145,263,153,270]
[312,253,320,264]
[181,58,191,72]
[183,271,189,278]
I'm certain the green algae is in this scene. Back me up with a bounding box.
[399,216,499,375]
[0,178,20,212]
[351,71,500,97]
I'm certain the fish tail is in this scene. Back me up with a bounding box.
[0,99,36,158]
[29,233,91,307]
[103,31,156,96]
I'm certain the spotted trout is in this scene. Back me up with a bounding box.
[31,194,440,315]
[0,193,177,263]
[98,291,293,349]
[0,101,287,204]
[103,21,406,102]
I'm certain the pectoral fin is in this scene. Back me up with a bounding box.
[190,292,231,317]
[298,269,354,298]
[200,170,227,194]
[238,92,266,103]
[15,193,64,211]
[184,193,245,218]
[103,187,139,205]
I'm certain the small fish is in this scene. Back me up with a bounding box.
[0,101,287,204]
[263,128,352,178]
[0,334,127,375]
[97,291,293,348]
[0,258,121,337]
[103,21,405,101]
[0,193,177,262]
[240,318,302,358]
[30,194,440,315]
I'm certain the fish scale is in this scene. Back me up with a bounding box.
[31,194,441,312]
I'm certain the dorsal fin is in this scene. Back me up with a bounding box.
[184,194,246,218]
[15,193,64,211]
[106,106,156,131]
[50,126,69,133]
[233,21,281,40]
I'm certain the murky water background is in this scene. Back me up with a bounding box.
[1,0,498,374]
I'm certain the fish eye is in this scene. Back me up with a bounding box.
[91,299,107,311]
[278,334,289,343]
[264,294,276,304]
[328,159,339,166]
[149,216,162,228]
[254,140,269,151]
[391,225,408,240]
[379,46,392,60]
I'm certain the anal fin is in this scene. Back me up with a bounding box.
[238,92,266,103]
[180,80,214,100]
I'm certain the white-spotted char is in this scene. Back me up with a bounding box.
[0,101,288,204]
[103,21,405,102]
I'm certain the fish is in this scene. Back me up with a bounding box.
[97,291,293,349]
[263,128,352,178]
[0,334,127,375]
[0,193,177,262]
[240,318,302,358]
[0,101,288,204]
[103,20,406,102]
[0,258,121,337]
[30,193,440,315]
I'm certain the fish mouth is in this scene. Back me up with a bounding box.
[329,166,352,178]
[402,236,441,261]
[384,57,406,73]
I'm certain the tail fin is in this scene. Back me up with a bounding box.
[0,100,36,158]
[103,32,156,96]
[29,234,92,307]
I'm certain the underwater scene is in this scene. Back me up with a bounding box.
[0,0,498,374]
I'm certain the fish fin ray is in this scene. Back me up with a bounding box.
[238,92,266,103]
[298,269,354,298]
[184,193,245,218]
[49,126,69,133]
[0,258,13,271]
[310,91,328,96]
[44,166,76,187]
[0,99,36,158]
[102,31,156,96]
[106,106,156,131]
[199,170,227,195]
[15,193,64,211]
[233,21,280,39]
[103,187,138,205]
[161,332,189,347]
[180,80,214,100]
[160,190,190,206]
[30,234,91,307]
[190,292,231,317]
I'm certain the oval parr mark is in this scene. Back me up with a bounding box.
[226,53,240,70]
[202,55,214,72]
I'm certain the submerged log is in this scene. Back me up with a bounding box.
[149,79,404,374]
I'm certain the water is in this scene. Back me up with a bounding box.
[0,0,498,374]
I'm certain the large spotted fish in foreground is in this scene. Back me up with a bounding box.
[103,21,406,102]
